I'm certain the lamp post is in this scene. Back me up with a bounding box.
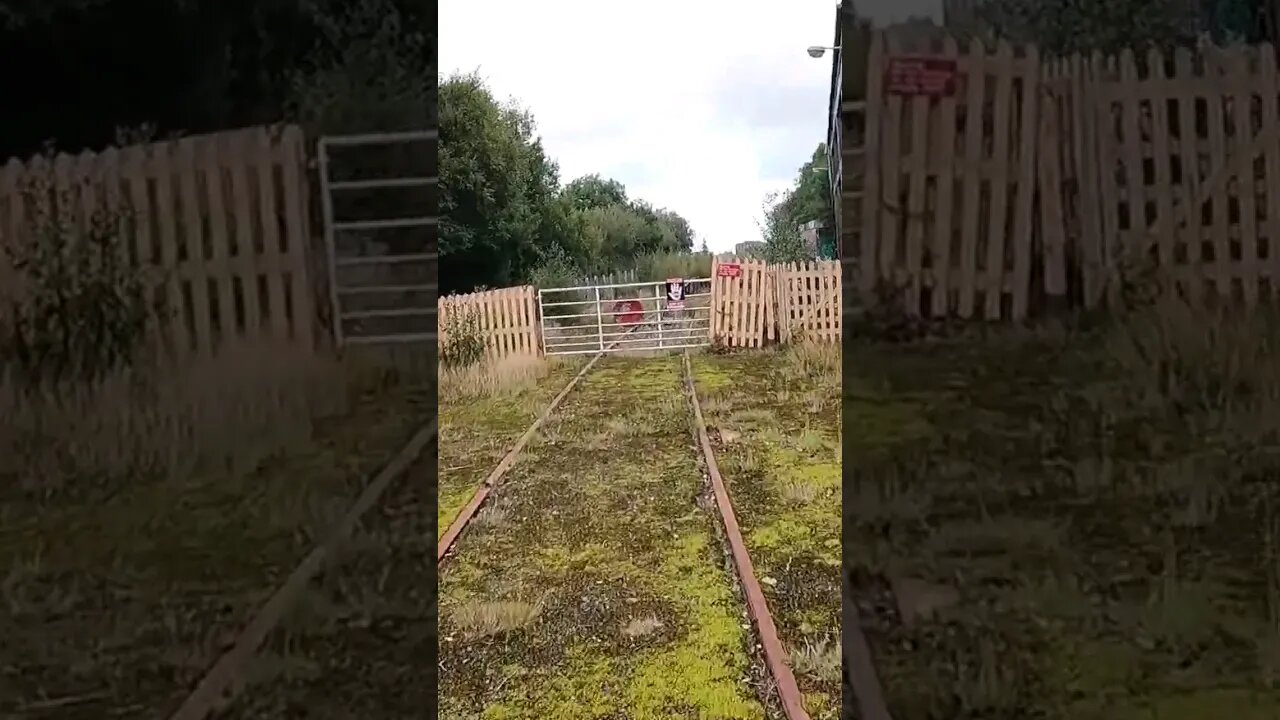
[806,45,840,58]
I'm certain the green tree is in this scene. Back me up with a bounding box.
[758,142,834,262]
[285,0,430,134]
[759,191,808,263]
[441,78,701,290]
[978,0,1197,56]
[440,72,565,294]
[564,174,629,210]
[582,204,654,269]
[653,208,695,252]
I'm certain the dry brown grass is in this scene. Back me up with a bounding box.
[0,340,428,498]
[439,353,552,402]
[790,636,841,686]
[450,598,543,640]
[782,339,840,380]
[0,336,434,714]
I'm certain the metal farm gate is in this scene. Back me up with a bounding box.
[317,130,437,346]
[538,278,712,355]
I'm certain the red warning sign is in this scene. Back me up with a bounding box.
[717,262,742,278]
[886,56,958,98]
[613,299,644,325]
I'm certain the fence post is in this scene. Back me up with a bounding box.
[654,282,665,348]
[536,288,546,356]
[594,286,604,351]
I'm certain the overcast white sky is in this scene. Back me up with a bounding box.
[439,1,941,253]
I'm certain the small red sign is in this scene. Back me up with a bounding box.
[717,263,742,278]
[613,299,645,325]
[886,56,958,98]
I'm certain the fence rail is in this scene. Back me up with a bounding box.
[0,125,315,360]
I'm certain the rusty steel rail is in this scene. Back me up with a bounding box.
[167,416,438,720]
[681,353,810,720]
[436,349,607,563]
[843,570,893,720]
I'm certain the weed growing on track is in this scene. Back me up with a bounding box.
[845,291,1280,719]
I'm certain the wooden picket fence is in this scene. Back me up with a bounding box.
[0,125,315,359]
[858,30,1041,321]
[710,258,775,348]
[710,257,841,347]
[1042,43,1280,309]
[776,260,842,343]
[846,24,1280,319]
[438,285,539,361]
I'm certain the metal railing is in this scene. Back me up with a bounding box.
[318,129,437,346]
[538,278,712,356]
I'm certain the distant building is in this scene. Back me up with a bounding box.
[799,220,836,260]
[734,241,765,258]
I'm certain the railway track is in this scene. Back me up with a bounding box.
[166,418,439,720]
[164,345,858,720]
[439,349,815,720]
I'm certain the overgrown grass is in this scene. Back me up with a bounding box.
[3,343,343,498]
[439,353,553,402]
[844,290,1280,719]
[0,340,434,716]
[632,251,713,282]
[437,354,584,534]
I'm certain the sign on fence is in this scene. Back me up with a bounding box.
[885,56,958,97]
[717,262,742,278]
[665,278,685,310]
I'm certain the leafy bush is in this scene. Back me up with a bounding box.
[285,0,430,135]
[530,247,593,326]
[633,251,712,282]
[1,178,163,386]
[529,248,579,291]
[441,307,486,369]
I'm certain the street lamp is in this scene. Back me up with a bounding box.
[807,45,839,58]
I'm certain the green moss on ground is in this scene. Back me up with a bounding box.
[437,360,584,535]
[844,331,1280,719]
[438,356,761,720]
[692,348,842,719]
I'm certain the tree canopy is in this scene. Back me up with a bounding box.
[976,0,1261,56]
[760,143,834,263]
[439,73,697,295]
[0,0,431,158]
